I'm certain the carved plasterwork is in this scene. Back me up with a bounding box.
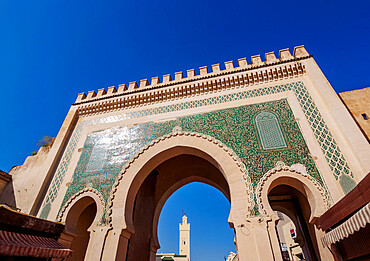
[107,131,254,225]
[255,162,329,220]
[58,187,105,225]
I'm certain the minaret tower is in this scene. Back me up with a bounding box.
[179,214,190,260]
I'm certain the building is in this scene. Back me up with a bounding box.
[179,215,190,259]
[156,214,190,261]
[339,87,370,140]
[0,45,369,261]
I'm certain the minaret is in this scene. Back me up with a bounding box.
[179,214,190,261]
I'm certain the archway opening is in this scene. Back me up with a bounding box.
[268,185,320,261]
[157,182,236,260]
[125,154,235,261]
[275,211,305,261]
[64,198,97,261]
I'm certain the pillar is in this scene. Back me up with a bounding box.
[84,226,110,261]
[267,216,284,261]
[150,237,160,261]
[101,228,132,261]
[234,217,275,261]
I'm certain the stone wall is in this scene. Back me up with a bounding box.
[0,146,52,213]
[339,87,370,140]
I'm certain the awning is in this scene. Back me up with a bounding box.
[322,202,370,247]
[0,230,72,258]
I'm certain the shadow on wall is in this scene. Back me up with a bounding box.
[0,180,17,210]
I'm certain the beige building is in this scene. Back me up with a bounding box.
[179,215,190,259]
[0,45,369,261]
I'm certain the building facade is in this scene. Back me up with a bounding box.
[1,46,369,261]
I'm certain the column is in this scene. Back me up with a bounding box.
[234,217,275,261]
[84,226,110,261]
[101,228,132,261]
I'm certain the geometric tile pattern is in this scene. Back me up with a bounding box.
[57,99,322,221]
[293,83,354,182]
[40,81,356,220]
[255,111,287,150]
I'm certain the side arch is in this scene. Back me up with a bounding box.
[256,162,328,223]
[58,188,104,232]
[108,131,254,233]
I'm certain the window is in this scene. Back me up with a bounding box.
[255,111,287,150]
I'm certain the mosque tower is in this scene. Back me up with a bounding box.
[179,214,190,260]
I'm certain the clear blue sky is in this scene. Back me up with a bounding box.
[157,183,235,260]
[1,0,369,171]
[0,0,369,259]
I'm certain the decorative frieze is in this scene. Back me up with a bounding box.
[74,46,310,116]
[76,58,307,116]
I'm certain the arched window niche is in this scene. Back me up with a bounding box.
[255,111,287,150]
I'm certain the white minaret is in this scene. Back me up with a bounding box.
[179,214,190,260]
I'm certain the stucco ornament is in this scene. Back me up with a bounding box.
[57,187,105,223]
[107,131,255,225]
[255,161,330,216]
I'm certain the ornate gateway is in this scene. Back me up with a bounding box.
[5,46,369,261]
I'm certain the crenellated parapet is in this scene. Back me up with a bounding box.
[75,46,310,115]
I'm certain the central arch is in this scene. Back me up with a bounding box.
[105,132,253,261]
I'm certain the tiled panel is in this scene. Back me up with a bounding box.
[40,81,356,220]
[255,111,287,150]
[86,139,109,172]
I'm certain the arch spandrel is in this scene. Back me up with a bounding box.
[256,162,328,223]
[107,132,254,232]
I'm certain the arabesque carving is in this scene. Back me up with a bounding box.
[58,187,105,223]
[255,161,330,215]
[107,131,254,224]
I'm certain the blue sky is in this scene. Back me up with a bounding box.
[1,0,369,171]
[0,0,369,259]
[157,183,235,260]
